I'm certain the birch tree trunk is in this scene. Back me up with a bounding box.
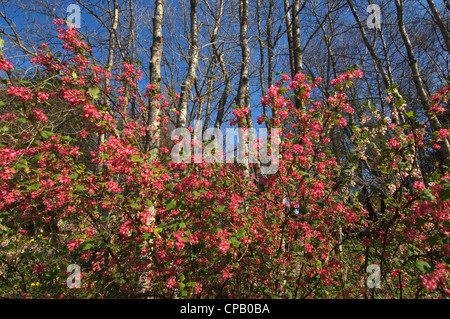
[146,0,165,152]
[236,0,251,177]
[177,0,199,129]
[284,0,295,78]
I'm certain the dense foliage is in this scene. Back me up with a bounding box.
[1,21,449,299]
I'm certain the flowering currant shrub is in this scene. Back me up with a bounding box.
[0,21,449,299]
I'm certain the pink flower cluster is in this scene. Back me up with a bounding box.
[231,107,249,126]
[0,57,13,72]
[437,129,449,140]
[62,88,86,107]
[420,263,450,294]
[7,86,33,101]
[32,109,48,123]
[330,69,363,87]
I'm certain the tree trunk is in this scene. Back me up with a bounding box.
[177,0,199,129]
[146,0,165,152]
[283,0,295,78]
[236,0,251,177]
[426,0,450,52]
[394,0,450,162]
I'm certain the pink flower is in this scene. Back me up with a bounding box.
[32,109,48,123]
[353,69,363,78]
[429,104,446,114]
[337,117,347,127]
[413,181,425,192]
[37,92,49,101]
[32,263,47,275]
[275,96,286,109]
[0,58,13,72]
[67,239,81,251]
[257,114,265,125]
[7,86,33,101]
[261,95,271,106]
[432,143,441,150]
[218,238,230,253]
[80,130,88,138]
[437,129,449,140]
[194,282,203,295]
[167,277,176,289]
[294,73,306,83]
[282,74,291,82]
[53,18,66,26]
[278,110,289,119]
[268,85,279,98]
[289,80,299,90]
[389,138,401,150]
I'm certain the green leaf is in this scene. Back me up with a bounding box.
[179,222,186,229]
[27,183,41,191]
[142,233,152,241]
[41,131,54,139]
[405,111,415,118]
[83,243,93,250]
[130,202,139,209]
[0,37,4,49]
[192,190,200,197]
[74,184,85,191]
[18,79,31,85]
[422,188,436,200]
[415,260,431,273]
[166,199,177,210]
[88,87,101,100]
[230,237,240,247]
[186,281,196,288]
[237,228,246,238]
